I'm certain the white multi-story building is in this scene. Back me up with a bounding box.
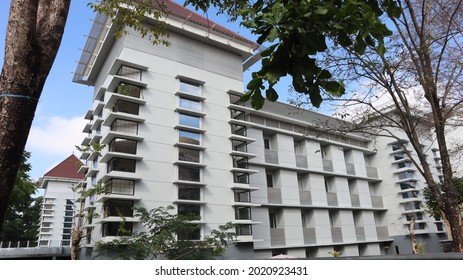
[38,154,84,247]
[73,1,447,258]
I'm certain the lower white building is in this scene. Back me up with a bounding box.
[37,154,84,247]
[72,1,448,259]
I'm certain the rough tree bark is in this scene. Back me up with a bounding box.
[0,0,71,230]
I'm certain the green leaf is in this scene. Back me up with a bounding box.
[321,80,345,96]
[309,86,323,108]
[250,89,265,109]
[246,77,262,90]
[266,87,279,102]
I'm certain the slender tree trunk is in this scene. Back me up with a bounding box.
[0,0,71,230]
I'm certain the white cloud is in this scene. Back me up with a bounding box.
[26,116,86,156]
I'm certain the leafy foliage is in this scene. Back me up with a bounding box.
[96,206,236,260]
[0,151,41,242]
[186,0,400,109]
[88,0,171,46]
[423,177,463,217]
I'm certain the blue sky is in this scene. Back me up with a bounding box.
[0,0,295,181]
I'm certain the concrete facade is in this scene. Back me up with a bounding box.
[73,1,448,259]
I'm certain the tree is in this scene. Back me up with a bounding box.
[0,151,41,244]
[291,0,463,252]
[423,177,463,223]
[95,206,236,260]
[0,0,398,231]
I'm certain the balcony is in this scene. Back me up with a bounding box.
[366,166,378,178]
[376,226,390,240]
[264,149,279,164]
[351,193,360,207]
[303,227,316,244]
[327,192,338,206]
[346,163,355,175]
[323,159,333,172]
[371,196,384,208]
[270,228,286,246]
[331,227,343,243]
[267,188,282,204]
[355,226,366,241]
[295,154,308,169]
[299,190,312,205]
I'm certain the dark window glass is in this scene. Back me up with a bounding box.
[102,222,133,237]
[113,100,139,115]
[179,147,200,162]
[177,204,200,217]
[103,200,134,217]
[115,82,142,98]
[117,65,142,80]
[109,138,137,154]
[110,119,138,134]
[178,185,200,200]
[179,166,200,182]
[107,158,136,173]
[108,179,135,195]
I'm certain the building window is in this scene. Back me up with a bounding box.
[179,80,200,95]
[117,65,142,80]
[102,222,133,237]
[233,172,249,184]
[178,166,200,182]
[177,225,201,240]
[115,82,142,98]
[109,138,137,154]
[178,147,200,162]
[179,97,201,111]
[63,222,73,228]
[179,113,200,128]
[112,100,139,115]
[264,138,271,149]
[234,190,251,203]
[178,185,201,201]
[111,119,138,134]
[235,207,251,220]
[232,155,248,169]
[107,158,136,173]
[269,211,278,228]
[236,225,252,236]
[231,139,247,152]
[177,204,201,218]
[266,173,274,188]
[231,124,246,136]
[107,179,135,195]
[179,130,200,145]
[103,200,134,217]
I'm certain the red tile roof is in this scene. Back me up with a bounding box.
[159,0,259,48]
[43,154,85,180]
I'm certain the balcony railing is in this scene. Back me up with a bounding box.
[323,159,333,172]
[371,196,384,208]
[303,227,316,244]
[264,149,279,164]
[268,188,282,204]
[327,192,338,206]
[299,190,312,205]
[376,226,390,240]
[351,194,360,207]
[331,227,343,243]
[295,155,308,168]
[346,163,355,175]
[270,228,286,246]
[366,167,378,178]
[355,226,366,241]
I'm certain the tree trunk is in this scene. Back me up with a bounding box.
[0,0,71,230]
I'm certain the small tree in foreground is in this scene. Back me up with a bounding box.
[95,206,236,260]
